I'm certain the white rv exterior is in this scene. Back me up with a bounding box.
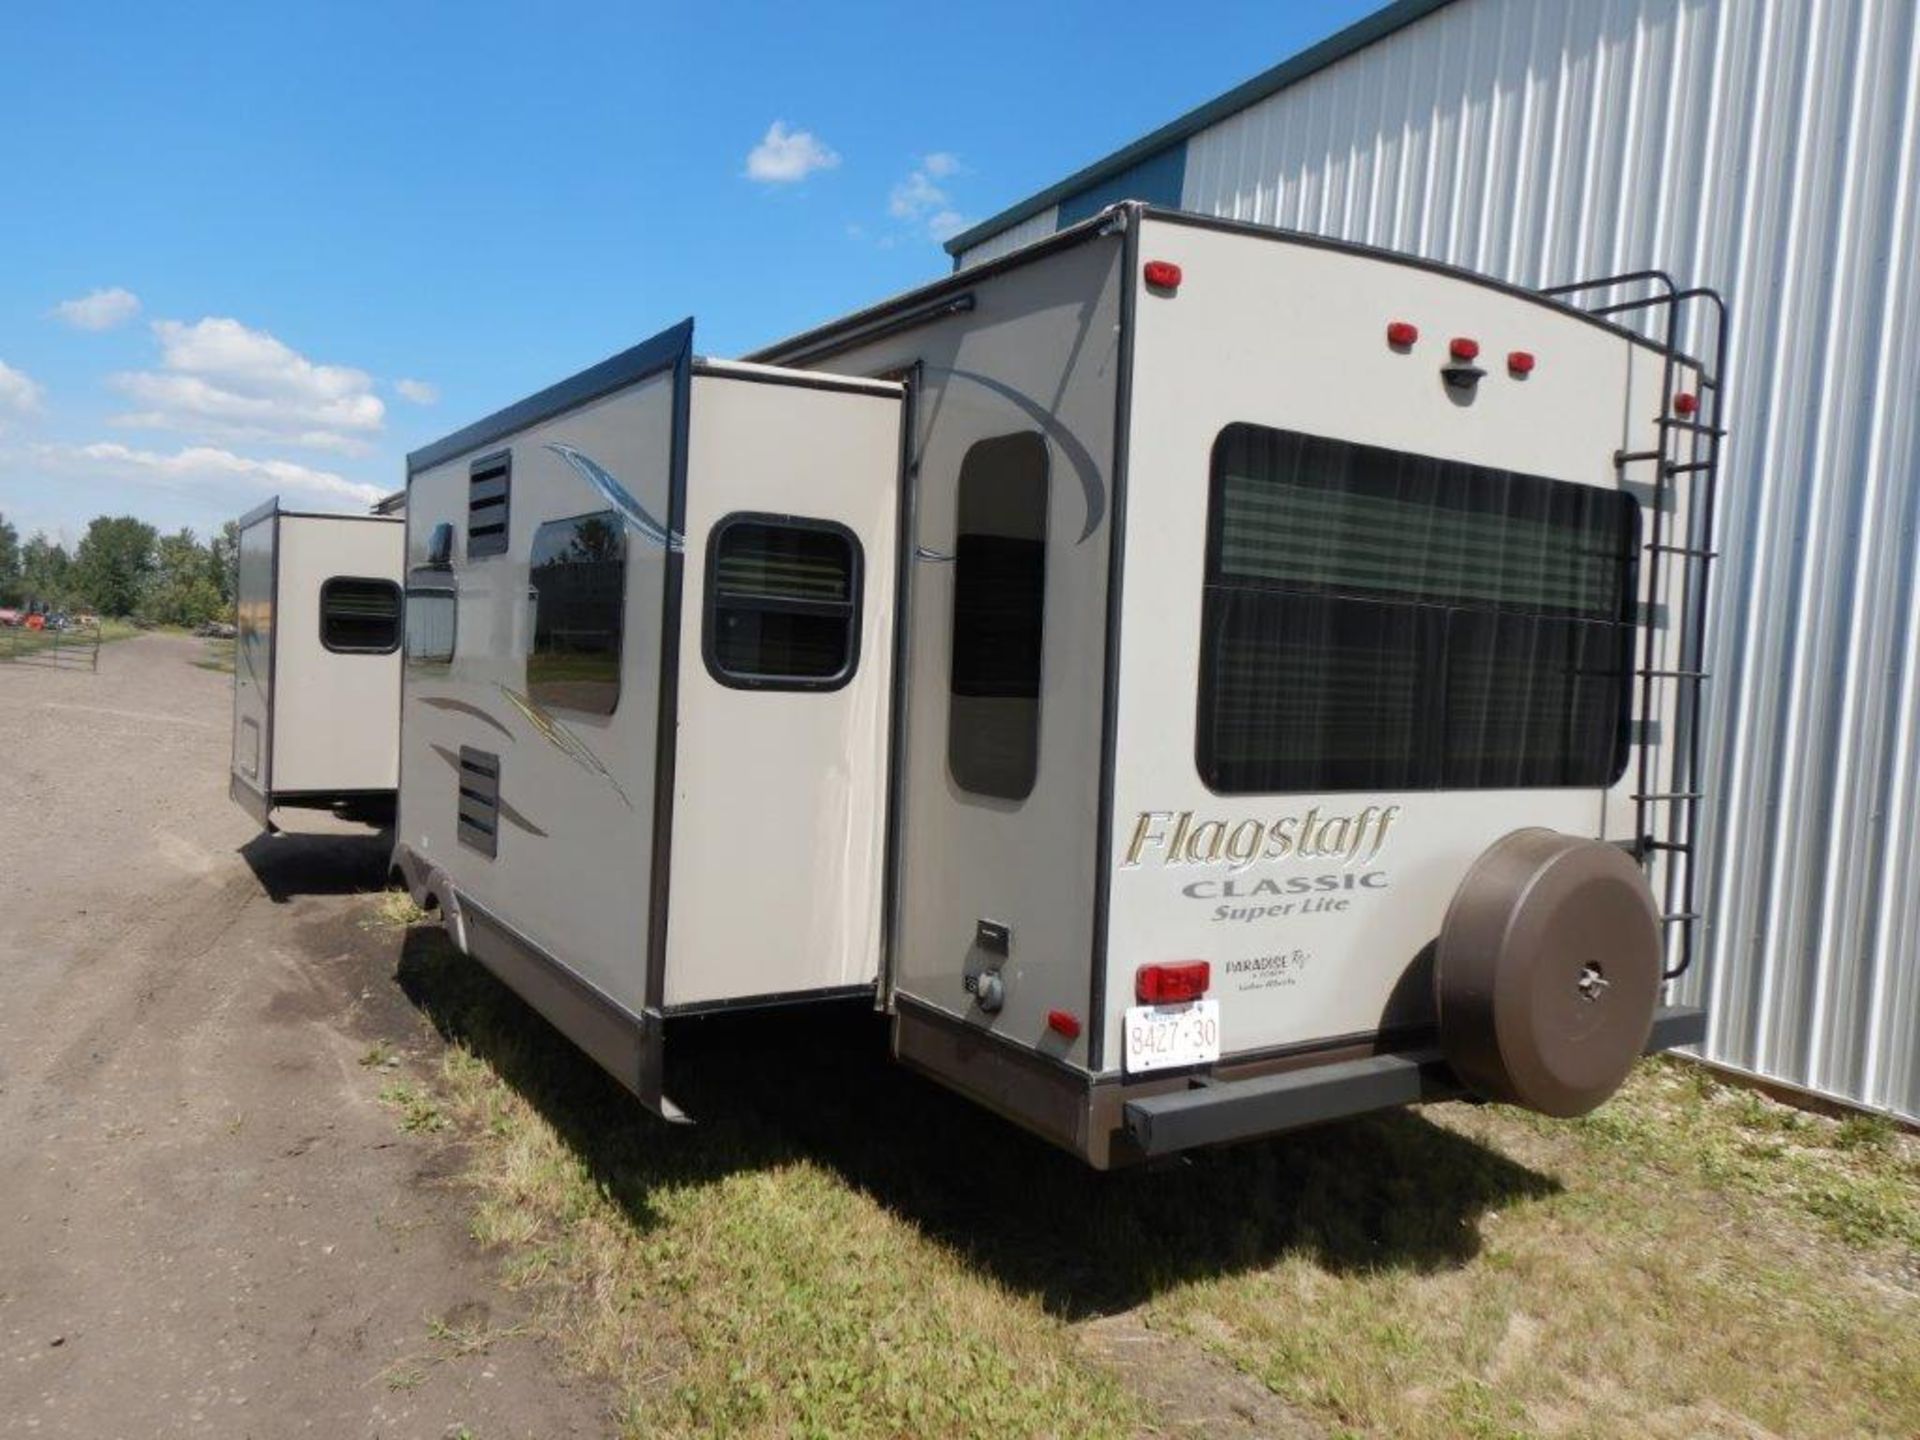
[400,207,1719,1165]
[393,325,903,1114]
[230,500,405,828]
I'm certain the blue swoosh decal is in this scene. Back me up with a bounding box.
[545,443,680,551]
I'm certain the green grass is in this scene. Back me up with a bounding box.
[1150,1065,1920,1439]
[372,909,1920,1440]
[379,1079,449,1135]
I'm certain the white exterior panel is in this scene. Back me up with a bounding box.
[271,516,405,793]
[401,374,676,1019]
[1166,0,1920,1120]
[1107,215,1686,1070]
[664,371,902,1007]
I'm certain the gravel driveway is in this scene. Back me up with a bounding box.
[0,633,609,1438]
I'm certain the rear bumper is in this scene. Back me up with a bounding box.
[1121,1004,1707,1159]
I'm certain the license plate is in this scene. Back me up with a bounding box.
[1124,999,1221,1074]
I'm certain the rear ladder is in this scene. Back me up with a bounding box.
[1543,271,1729,982]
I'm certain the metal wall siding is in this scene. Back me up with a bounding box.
[954,206,1061,269]
[1056,145,1188,228]
[1167,0,1920,1120]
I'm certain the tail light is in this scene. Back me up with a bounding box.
[1507,350,1536,375]
[1143,260,1183,291]
[1136,961,1211,1004]
[1386,320,1419,347]
[1449,336,1481,361]
[1674,391,1700,416]
[1046,1009,1082,1039]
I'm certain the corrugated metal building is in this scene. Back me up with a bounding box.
[949,0,1920,1123]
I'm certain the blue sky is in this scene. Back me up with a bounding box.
[0,1,1376,546]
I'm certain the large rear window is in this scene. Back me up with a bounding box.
[1198,423,1639,793]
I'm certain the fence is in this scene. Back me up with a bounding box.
[0,621,103,672]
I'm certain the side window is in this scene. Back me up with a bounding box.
[468,451,511,559]
[704,515,861,690]
[406,523,458,667]
[404,570,456,667]
[319,576,402,655]
[948,431,1049,801]
[527,511,626,715]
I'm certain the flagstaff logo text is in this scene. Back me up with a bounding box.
[1123,805,1402,872]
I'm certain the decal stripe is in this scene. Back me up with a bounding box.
[545,443,681,551]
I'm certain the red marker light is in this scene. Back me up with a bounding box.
[1143,260,1183,290]
[1136,961,1211,1005]
[1046,1009,1082,1040]
[1674,391,1700,416]
[1386,320,1419,347]
[1507,350,1536,375]
[1449,336,1481,361]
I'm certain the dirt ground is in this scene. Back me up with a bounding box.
[0,633,611,1439]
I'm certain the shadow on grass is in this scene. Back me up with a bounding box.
[396,924,1559,1319]
[240,827,393,903]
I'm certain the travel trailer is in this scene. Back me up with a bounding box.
[230,499,406,829]
[393,204,1724,1167]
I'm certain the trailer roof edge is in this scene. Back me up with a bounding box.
[753,204,1710,376]
[407,318,695,477]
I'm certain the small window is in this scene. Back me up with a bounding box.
[319,577,402,654]
[405,569,456,667]
[528,511,626,715]
[704,515,861,689]
[948,432,1049,801]
[1197,423,1638,794]
[468,451,511,559]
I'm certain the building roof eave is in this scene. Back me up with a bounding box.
[942,0,1459,257]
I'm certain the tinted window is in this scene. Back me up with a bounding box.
[949,432,1049,800]
[528,511,625,715]
[319,577,402,654]
[705,516,860,688]
[1199,423,1638,793]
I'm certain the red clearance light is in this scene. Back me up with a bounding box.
[1507,349,1536,375]
[1136,961,1211,1005]
[1046,1009,1082,1040]
[1673,391,1700,416]
[1449,336,1481,361]
[1386,320,1419,347]
[1143,260,1183,290]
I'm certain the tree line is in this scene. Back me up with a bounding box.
[0,511,240,627]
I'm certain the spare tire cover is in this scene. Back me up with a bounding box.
[1435,829,1660,1116]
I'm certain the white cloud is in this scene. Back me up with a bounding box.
[888,155,971,241]
[395,378,439,405]
[0,360,43,414]
[745,121,840,183]
[110,316,385,453]
[888,170,948,221]
[33,440,383,509]
[52,286,142,331]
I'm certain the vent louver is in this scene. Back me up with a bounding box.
[467,452,511,559]
[456,746,501,858]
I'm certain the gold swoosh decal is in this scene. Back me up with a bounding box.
[496,685,634,810]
